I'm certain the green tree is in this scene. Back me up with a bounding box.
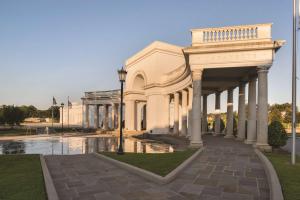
[269,108,283,123]
[2,105,25,126]
[268,121,288,148]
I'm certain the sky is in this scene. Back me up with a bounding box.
[0,0,298,113]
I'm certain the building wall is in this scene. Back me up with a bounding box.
[60,102,83,126]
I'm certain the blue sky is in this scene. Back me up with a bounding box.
[0,0,298,112]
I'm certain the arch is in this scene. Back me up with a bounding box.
[131,71,147,91]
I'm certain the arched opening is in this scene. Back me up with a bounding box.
[132,74,145,90]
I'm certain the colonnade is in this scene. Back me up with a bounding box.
[189,65,271,151]
[84,103,121,130]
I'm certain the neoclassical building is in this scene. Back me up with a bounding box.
[80,23,284,151]
[123,23,284,151]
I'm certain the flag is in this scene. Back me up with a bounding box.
[68,100,72,109]
[53,97,57,105]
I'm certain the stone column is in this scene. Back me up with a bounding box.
[214,92,221,136]
[181,90,188,136]
[187,87,193,138]
[245,77,257,144]
[115,104,120,130]
[173,92,180,135]
[103,104,109,130]
[202,94,208,134]
[142,104,147,130]
[111,104,115,130]
[136,102,143,131]
[190,69,203,148]
[125,100,135,130]
[256,66,272,151]
[237,82,246,141]
[225,88,234,138]
[85,104,89,128]
[94,105,99,129]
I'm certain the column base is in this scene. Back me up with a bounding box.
[224,135,234,139]
[254,143,272,152]
[244,140,256,144]
[189,141,203,148]
[213,132,221,136]
[236,137,245,141]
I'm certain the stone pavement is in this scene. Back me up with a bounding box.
[45,135,270,200]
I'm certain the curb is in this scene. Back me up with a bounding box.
[40,155,59,200]
[254,149,284,200]
[93,148,203,185]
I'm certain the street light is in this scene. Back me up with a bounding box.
[117,67,127,155]
[61,103,64,133]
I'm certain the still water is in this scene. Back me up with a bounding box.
[0,136,174,155]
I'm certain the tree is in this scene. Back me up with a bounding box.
[268,121,288,148]
[2,105,25,126]
[268,108,283,123]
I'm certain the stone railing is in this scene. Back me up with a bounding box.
[191,23,272,45]
[84,90,120,98]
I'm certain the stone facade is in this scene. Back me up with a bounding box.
[123,23,284,150]
[76,23,284,151]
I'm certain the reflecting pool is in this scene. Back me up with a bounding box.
[0,135,174,155]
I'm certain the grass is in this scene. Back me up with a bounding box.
[101,149,197,176]
[0,154,47,200]
[265,152,300,200]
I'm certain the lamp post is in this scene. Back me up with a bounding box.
[61,103,64,134]
[117,67,127,155]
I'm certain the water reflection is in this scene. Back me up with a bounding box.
[0,136,174,155]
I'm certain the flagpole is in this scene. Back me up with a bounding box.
[52,97,54,129]
[292,0,298,165]
[68,96,70,129]
[52,105,54,128]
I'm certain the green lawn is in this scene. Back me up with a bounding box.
[0,155,47,200]
[101,149,197,176]
[265,152,300,200]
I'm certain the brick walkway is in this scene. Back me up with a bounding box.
[45,135,270,200]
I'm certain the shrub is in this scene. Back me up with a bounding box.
[268,120,288,148]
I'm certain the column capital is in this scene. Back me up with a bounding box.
[181,90,188,95]
[257,65,271,73]
[191,69,204,81]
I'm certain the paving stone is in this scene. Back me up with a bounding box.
[179,183,203,195]
[45,135,270,200]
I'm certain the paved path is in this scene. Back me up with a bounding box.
[45,135,270,200]
[282,137,300,156]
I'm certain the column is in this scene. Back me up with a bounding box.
[142,103,147,130]
[237,82,246,141]
[85,104,89,128]
[94,105,99,129]
[103,104,109,130]
[125,100,135,130]
[214,92,221,136]
[173,92,180,135]
[245,77,257,144]
[256,66,271,151]
[190,69,203,148]
[225,88,234,138]
[114,103,119,130]
[111,104,115,130]
[187,87,193,138]
[136,102,142,131]
[181,90,188,136]
[202,94,208,134]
